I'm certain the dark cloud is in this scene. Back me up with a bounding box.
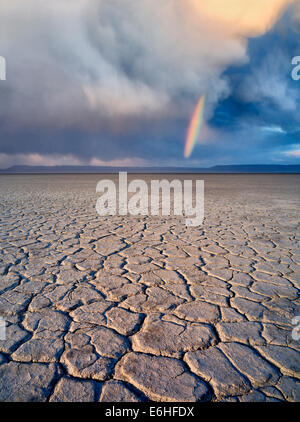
[0,0,299,167]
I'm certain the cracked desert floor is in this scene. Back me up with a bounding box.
[0,173,299,402]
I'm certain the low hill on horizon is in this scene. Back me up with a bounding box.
[0,164,300,174]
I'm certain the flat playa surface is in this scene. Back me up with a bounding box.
[0,174,299,402]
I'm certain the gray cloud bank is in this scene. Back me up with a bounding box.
[0,0,298,165]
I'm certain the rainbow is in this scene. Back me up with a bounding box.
[184,94,205,158]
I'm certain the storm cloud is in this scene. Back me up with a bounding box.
[0,0,299,166]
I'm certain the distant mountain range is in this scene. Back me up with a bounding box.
[0,164,300,174]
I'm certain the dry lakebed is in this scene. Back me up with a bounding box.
[0,174,299,402]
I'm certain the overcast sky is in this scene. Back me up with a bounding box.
[0,0,299,168]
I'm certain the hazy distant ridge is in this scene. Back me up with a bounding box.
[1,164,300,174]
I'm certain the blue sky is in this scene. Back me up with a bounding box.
[207,11,300,165]
[0,0,299,168]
